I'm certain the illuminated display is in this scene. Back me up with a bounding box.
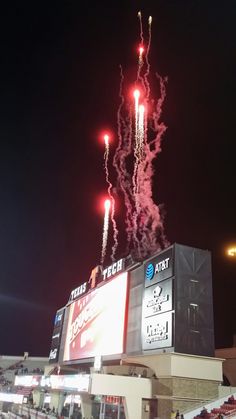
[41,375,89,391]
[63,272,128,361]
[0,393,24,404]
[15,375,41,387]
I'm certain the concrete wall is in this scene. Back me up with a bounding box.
[216,348,236,386]
[123,352,223,381]
[156,377,219,418]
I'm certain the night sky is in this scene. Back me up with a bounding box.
[0,1,235,356]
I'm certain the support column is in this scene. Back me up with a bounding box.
[80,393,92,419]
[123,396,142,419]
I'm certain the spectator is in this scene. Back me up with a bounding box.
[200,406,208,417]
[175,410,180,418]
[228,395,235,404]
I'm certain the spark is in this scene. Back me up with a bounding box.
[104,134,109,147]
[144,15,153,99]
[138,45,144,66]
[137,11,144,45]
[139,46,144,55]
[137,11,145,81]
[104,199,111,211]
[101,199,111,264]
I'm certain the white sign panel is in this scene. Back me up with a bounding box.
[142,311,173,350]
[40,374,90,392]
[15,375,41,387]
[0,393,24,404]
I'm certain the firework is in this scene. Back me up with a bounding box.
[101,198,111,265]
[103,134,118,262]
[100,13,168,261]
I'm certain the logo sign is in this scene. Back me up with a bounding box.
[102,258,125,281]
[145,247,173,287]
[49,348,58,361]
[142,311,173,350]
[67,260,124,306]
[145,258,170,279]
[145,263,155,281]
[89,265,102,289]
[143,279,173,317]
[147,285,168,311]
[54,312,63,326]
[69,282,87,303]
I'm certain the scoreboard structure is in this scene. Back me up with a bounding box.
[49,243,215,365]
[127,243,214,357]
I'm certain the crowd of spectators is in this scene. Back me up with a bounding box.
[194,395,236,418]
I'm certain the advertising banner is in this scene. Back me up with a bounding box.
[49,308,65,363]
[142,278,173,317]
[15,375,41,387]
[41,374,90,392]
[63,272,128,361]
[0,393,24,404]
[142,311,173,350]
[144,247,173,288]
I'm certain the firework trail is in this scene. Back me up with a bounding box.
[101,13,168,261]
[138,104,145,158]
[143,16,152,100]
[138,11,144,45]
[136,74,168,257]
[130,14,169,258]
[132,88,140,199]
[103,134,119,261]
[101,199,111,265]
[113,67,134,251]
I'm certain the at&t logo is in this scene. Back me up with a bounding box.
[145,257,170,281]
[146,263,154,280]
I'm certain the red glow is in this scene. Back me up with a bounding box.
[104,199,111,211]
[133,89,140,99]
[98,130,113,146]
[95,194,112,215]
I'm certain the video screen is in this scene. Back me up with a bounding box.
[63,272,128,361]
